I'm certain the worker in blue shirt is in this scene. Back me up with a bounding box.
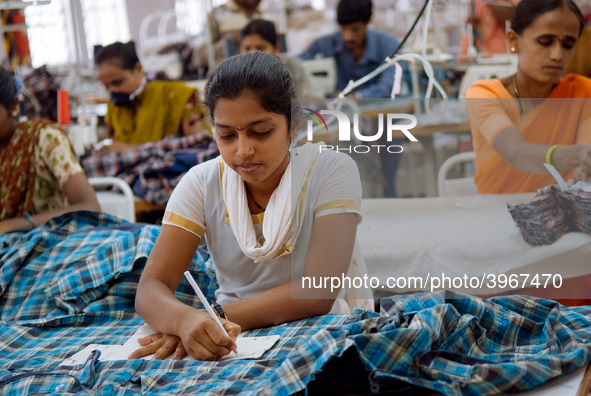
[299,0,401,99]
[299,0,406,197]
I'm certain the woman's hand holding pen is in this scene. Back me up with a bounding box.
[128,309,241,361]
[178,309,240,361]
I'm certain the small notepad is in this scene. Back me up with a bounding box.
[60,324,279,366]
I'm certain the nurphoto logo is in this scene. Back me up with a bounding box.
[303,107,418,154]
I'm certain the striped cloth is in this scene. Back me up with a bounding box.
[80,133,219,205]
[2,213,591,395]
[0,211,217,323]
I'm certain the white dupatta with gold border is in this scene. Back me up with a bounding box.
[219,142,374,312]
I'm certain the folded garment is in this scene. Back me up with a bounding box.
[508,180,591,245]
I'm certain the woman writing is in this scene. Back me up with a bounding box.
[132,51,372,361]
[95,42,210,153]
[0,67,100,233]
[466,0,591,194]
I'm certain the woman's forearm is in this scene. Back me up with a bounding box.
[510,143,584,174]
[135,225,202,335]
[31,202,101,225]
[221,282,334,331]
[136,278,196,336]
[551,145,587,172]
[492,127,586,174]
[0,202,101,234]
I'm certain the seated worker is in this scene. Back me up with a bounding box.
[95,42,210,153]
[193,0,266,69]
[131,51,373,361]
[299,0,399,99]
[298,0,405,197]
[460,0,521,55]
[0,67,100,233]
[240,19,322,98]
[466,0,591,194]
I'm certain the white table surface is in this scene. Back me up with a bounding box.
[358,194,591,295]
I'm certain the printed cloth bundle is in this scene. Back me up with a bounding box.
[21,65,60,121]
[508,180,591,246]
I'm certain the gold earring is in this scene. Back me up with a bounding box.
[510,47,516,53]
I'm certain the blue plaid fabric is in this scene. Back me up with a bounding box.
[0,211,217,324]
[2,213,591,395]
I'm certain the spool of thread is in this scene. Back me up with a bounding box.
[57,89,71,125]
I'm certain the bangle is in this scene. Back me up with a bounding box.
[546,144,563,167]
[23,213,35,230]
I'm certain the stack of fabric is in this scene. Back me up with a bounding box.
[81,133,218,205]
[508,181,591,245]
[561,184,591,233]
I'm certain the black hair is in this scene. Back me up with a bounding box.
[241,19,277,46]
[94,41,140,70]
[205,51,300,133]
[512,0,585,37]
[0,67,18,111]
[337,0,372,26]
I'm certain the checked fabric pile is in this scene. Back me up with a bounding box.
[80,133,218,205]
[3,212,591,395]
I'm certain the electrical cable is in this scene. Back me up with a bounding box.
[422,0,435,57]
[296,0,448,144]
[387,0,431,60]
[339,0,432,98]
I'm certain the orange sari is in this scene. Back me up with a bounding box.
[466,75,591,194]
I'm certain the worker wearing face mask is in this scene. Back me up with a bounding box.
[95,42,210,153]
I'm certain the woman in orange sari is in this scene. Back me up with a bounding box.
[0,67,99,233]
[466,0,591,194]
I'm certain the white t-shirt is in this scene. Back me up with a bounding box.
[163,150,363,304]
